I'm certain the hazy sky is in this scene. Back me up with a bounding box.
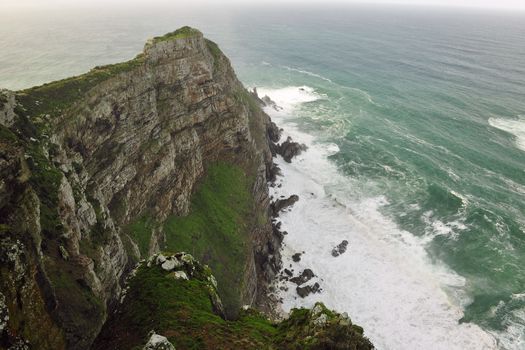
[3,0,525,10]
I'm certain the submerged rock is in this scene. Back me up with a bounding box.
[331,240,349,257]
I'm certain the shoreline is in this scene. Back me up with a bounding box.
[255,85,500,350]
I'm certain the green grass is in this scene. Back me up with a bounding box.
[93,262,277,350]
[126,215,155,257]
[152,26,201,43]
[93,257,374,350]
[163,163,254,315]
[16,54,144,118]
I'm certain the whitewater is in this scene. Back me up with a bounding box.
[260,86,500,350]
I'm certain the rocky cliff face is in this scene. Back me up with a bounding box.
[0,27,282,350]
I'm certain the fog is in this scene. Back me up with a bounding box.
[2,0,525,11]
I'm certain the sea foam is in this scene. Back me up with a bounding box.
[259,86,498,350]
[489,116,525,152]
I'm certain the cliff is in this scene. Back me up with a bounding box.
[0,27,372,350]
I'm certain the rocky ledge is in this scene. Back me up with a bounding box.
[93,253,373,350]
[0,26,373,349]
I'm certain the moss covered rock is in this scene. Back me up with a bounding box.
[93,253,373,350]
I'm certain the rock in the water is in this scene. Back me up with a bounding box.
[276,136,307,163]
[331,240,349,257]
[143,332,175,350]
[290,269,315,286]
[272,195,299,216]
[296,282,321,298]
[261,95,283,111]
[292,253,302,262]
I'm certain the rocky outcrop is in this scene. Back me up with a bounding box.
[296,282,321,298]
[276,136,307,163]
[332,240,349,257]
[272,194,299,216]
[0,27,280,349]
[93,253,373,349]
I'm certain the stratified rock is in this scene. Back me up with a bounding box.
[271,195,299,216]
[296,282,321,298]
[276,136,307,163]
[331,240,349,257]
[0,26,282,348]
[290,269,315,286]
[161,257,183,271]
[143,332,175,350]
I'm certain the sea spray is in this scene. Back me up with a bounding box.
[260,86,498,350]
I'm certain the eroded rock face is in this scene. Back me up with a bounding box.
[297,282,321,298]
[290,269,315,286]
[0,27,279,349]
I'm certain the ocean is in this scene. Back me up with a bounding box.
[1,3,524,349]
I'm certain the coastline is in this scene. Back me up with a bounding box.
[255,85,499,350]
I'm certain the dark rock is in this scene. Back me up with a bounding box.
[292,253,302,262]
[284,268,293,277]
[272,195,299,216]
[290,269,315,286]
[276,136,307,163]
[267,163,281,182]
[296,282,321,298]
[331,240,349,257]
[267,121,281,143]
[261,95,283,112]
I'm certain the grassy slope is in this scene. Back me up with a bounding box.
[93,263,276,350]
[92,256,374,350]
[127,163,255,315]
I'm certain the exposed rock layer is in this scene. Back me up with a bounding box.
[0,27,281,349]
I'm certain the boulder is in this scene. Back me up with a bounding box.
[331,240,349,257]
[290,269,315,286]
[292,253,301,262]
[143,332,175,350]
[296,282,321,298]
[276,137,307,163]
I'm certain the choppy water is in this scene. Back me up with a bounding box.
[1,3,524,349]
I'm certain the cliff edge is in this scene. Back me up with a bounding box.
[0,27,372,349]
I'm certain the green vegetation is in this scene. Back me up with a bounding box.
[93,259,277,350]
[93,254,374,350]
[126,215,156,256]
[152,26,201,43]
[205,39,223,71]
[163,163,254,314]
[16,54,144,118]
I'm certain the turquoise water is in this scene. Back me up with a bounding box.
[1,4,524,348]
